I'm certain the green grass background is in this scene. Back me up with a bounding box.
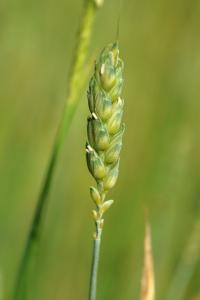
[0,0,200,299]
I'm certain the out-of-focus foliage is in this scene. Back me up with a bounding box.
[0,0,199,299]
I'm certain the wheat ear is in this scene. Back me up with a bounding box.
[86,42,124,300]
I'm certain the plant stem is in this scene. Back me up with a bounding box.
[164,219,200,300]
[13,1,101,299]
[89,220,102,300]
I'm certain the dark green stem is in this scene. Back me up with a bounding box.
[13,1,101,299]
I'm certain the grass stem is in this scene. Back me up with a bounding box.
[88,221,102,300]
[165,219,200,300]
[13,1,101,299]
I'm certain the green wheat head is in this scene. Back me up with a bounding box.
[86,42,124,234]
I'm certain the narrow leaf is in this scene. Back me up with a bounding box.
[140,222,155,300]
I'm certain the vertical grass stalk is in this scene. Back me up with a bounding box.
[86,42,125,300]
[89,221,102,300]
[13,1,103,299]
[165,219,200,300]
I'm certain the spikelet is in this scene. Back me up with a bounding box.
[86,42,124,225]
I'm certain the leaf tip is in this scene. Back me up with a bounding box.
[140,221,155,300]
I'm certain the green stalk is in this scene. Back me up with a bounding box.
[13,1,103,299]
[88,221,102,300]
[165,219,200,300]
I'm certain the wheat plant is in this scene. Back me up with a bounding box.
[86,42,124,300]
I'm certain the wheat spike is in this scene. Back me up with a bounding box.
[86,42,124,225]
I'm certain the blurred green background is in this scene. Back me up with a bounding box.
[0,0,200,299]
